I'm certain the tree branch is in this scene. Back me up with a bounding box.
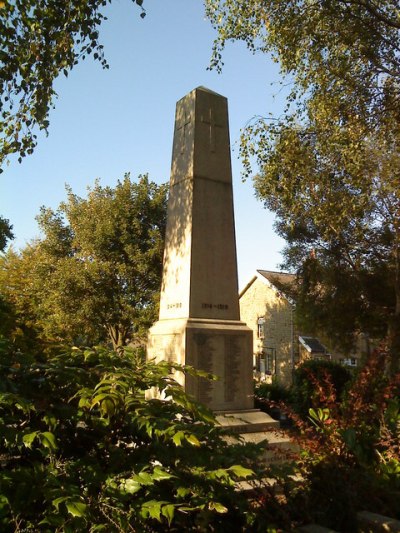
[339,0,400,30]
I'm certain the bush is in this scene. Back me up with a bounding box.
[3,337,396,532]
[281,347,400,531]
[254,381,292,421]
[0,339,271,532]
[291,359,352,418]
[255,381,292,404]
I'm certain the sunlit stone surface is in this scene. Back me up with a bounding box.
[147,87,253,411]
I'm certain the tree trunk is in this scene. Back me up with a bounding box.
[108,324,128,353]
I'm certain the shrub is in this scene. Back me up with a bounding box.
[281,346,400,531]
[254,381,292,422]
[255,381,292,404]
[0,339,271,532]
[291,359,352,418]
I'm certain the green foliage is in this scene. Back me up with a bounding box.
[0,0,146,168]
[0,246,45,352]
[205,0,400,171]
[282,347,400,530]
[254,380,292,417]
[0,340,266,531]
[0,216,13,252]
[255,381,291,404]
[0,175,167,350]
[291,359,352,419]
[205,0,400,370]
[205,0,399,128]
[0,340,397,531]
[294,257,394,354]
[254,381,293,424]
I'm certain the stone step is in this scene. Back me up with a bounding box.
[216,409,297,464]
[242,430,299,464]
[223,429,298,465]
[357,511,400,532]
[295,512,400,533]
[297,525,339,533]
[215,409,280,433]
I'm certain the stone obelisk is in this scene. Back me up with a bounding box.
[147,87,253,411]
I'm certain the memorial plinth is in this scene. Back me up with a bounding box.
[147,87,253,411]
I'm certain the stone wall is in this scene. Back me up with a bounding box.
[240,276,296,386]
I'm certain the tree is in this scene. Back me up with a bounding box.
[0,217,14,343]
[205,0,400,369]
[0,0,145,169]
[0,216,13,251]
[0,175,167,350]
[0,245,45,350]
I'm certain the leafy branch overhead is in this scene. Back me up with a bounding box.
[0,0,145,170]
[205,0,400,367]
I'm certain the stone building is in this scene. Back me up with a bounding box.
[239,270,299,386]
[240,270,365,386]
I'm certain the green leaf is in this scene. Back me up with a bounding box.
[52,496,69,510]
[161,504,175,526]
[176,486,191,498]
[172,431,184,446]
[142,500,162,521]
[210,468,229,480]
[43,414,58,430]
[78,396,91,408]
[39,431,58,450]
[91,393,111,406]
[101,398,115,416]
[228,465,254,478]
[152,466,174,481]
[22,431,39,448]
[121,478,141,494]
[309,407,330,424]
[66,500,87,517]
[185,433,200,446]
[137,471,154,485]
[209,501,228,513]
[83,348,95,360]
[0,494,9,511]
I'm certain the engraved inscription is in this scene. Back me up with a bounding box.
[167,302,182,310]
[194,334,214,406]
[224,335,242,403]
[201,303,229,310]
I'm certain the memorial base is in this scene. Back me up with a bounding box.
[147,318,254,411]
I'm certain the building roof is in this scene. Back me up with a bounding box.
[239,269,296,304]
[299,336,328,354]
[257,270,296,286]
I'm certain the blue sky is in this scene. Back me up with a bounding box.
[0,0,287,289]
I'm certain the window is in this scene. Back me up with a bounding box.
[265,347,276,374]
[257,348,276,375]
[257,317,265,339]
[341,358,358,367]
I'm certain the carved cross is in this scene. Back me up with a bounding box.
[176,107,191,154]
[201,107,223,153]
